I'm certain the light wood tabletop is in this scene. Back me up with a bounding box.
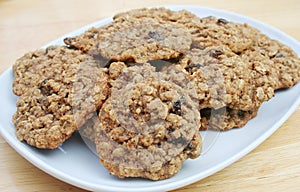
[0,0,300,191]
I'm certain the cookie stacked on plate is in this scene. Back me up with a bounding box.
[12,7,300,180]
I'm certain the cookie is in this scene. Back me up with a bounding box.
[13,46,107,96]
[249,33,300,89]
[179,46,275,111]
[95,64,201,180]
[188,16,257,53]
[65,19,192,63]
[240,49,280,89]
[63,27,100,53]
[158,59,260,130]
[13,46,109,149]
[95,21,191,63]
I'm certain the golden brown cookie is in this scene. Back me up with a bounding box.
[179,46,275,111]
[65,20,192,63]
[249,33,300,89]
[13,46,109,149]
[95,21,191,63]
[95,64,201,180]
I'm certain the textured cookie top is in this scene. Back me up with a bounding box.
[65,18,192,63]
[180,45,275,111]
[113,7,198,24]
[113,8,257,53]
[12,46,107,95]
[63,7,256,58]
[64,7,197,54]
[94,21,192,63]
[188,16,257,53]
[249,33,300,89]
[95,64,201,180]
[13,46,109,149]
[64,27,100,53]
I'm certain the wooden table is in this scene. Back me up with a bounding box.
[1,0,299,191]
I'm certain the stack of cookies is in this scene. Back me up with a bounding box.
[12,8,300,180]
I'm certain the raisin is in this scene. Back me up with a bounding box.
[186,63,202,72]
[217,18,229,25]
[185,142,195,150]
[167,127,175,134]
[172,100,181,115]
[209,49,223,58]
[148,31,164,41]
[45,47,50,54]
[237,110,245,118]
[63,37,76,44]
[200,108,211,118]
[169,137,188,146]
[39,78,53,96]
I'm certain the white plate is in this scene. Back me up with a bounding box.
[1,5,300,192]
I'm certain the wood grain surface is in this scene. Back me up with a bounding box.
[0,0,299,191]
